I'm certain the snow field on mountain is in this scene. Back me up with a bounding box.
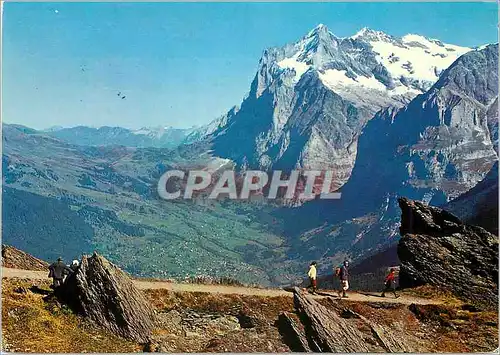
[370,34,470,84]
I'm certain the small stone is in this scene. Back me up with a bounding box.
[183,330,201,338]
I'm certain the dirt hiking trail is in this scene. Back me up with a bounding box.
[2,267,441,305]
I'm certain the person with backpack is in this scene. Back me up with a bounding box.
[48,257,73,288]
[333,264,341,289]
[338,260,349,298]
[382,268,399,298]
[307,261,318,294]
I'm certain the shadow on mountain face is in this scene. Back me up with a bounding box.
[445,161,498,235]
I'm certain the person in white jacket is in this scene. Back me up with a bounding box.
[307,261,318,294]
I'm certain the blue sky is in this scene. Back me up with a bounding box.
[3,2,498,130]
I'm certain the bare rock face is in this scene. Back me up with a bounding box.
[57,252,156,343]
[397,197,498,309]
[293,287,370,352]
[287,287,411,352]
[1,244,48,271]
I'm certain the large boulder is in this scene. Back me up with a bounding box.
[57,252,156,343]
[397,197,498,309]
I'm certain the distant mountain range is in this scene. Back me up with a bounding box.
[41,125,195,149]
[36,110,232,150]
[2,25,497,285]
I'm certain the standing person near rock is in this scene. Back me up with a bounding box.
[381,268,399,298]
[70,259,79,272]
[307,261,318,294]
[338,260,349,298]
[48,257,73,288]
[333,264,341,290]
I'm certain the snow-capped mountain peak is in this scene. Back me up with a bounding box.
[351,27,394,42]
[304,23,334,39]
[274,25,471,99]
[369,32,471,88]
[132,126,172,138]
[351,26,370,39]
[202,24,493,195]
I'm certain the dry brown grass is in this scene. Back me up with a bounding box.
[145,288,294,320]
[409,303,498,352]
[2,278,141,353]
[133,275,264,289]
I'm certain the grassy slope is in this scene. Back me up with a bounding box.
[1,279,140,353]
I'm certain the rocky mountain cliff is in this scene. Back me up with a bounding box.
[2,26,497,288]
[343,43,498,212]
[206,25,471,189]
[397,197,498,309]
[2,244,498,353]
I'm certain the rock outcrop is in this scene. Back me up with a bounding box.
[1,244,48,271]
[397,197,498,309]
[57,252,156,343]
[276,312,311,352]
[292,287,370,352]
[284,287,412,352]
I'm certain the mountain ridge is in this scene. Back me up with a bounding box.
[202,25,479,191]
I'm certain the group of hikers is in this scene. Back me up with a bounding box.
[307,260,399,298]
[48,256,398,298]
[47,257,80,288]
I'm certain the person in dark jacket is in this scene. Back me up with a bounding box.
[48,257,73,288]
[382,268,399,298]
[338,260,349,298]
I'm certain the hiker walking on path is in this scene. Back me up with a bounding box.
[307,261,317,294]
[382,268,399,298]
[48,257,73,288]
[338,260,349,298]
